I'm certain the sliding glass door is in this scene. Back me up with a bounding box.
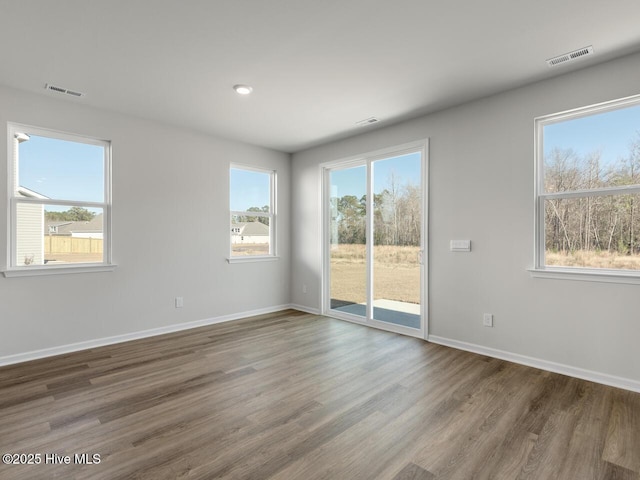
[324,142,427,338]
[371,153,422,330]
[328,164,367,317]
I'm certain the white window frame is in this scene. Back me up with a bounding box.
[228,164,277,263]
[3,123,115,277]
[320,139,428,339]
[531,94,640,284]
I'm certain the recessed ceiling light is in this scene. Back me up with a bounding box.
[233,84,253,95]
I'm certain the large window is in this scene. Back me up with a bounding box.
[5,123,112,276]
[229,165,276,260]
[535,95,640,278]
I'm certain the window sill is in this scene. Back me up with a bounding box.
[3,264,118,278]
[528,267,640,285]
[227,256,279,264]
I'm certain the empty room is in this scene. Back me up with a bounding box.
[1,1,640,479]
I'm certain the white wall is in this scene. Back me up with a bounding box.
[2,52,639,390]
[291,52,640,387]
[0,85,291,361]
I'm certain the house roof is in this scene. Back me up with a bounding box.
[233,221,269,236]
[17,186,48,199]
[45,214,103,235]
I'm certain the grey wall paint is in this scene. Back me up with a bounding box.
[0,86,291,358]
[2,52,639,385]
[291,52,640,383]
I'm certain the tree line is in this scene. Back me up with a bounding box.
[233,206,270,225]
[545,133,640,255]
[331,179,421,246]
[45,206,96,222]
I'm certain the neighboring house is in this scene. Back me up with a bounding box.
[16,186,47,266]
[231,221,269,244]
[45,214,104,239]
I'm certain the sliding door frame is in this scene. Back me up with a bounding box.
[320,139,429,339]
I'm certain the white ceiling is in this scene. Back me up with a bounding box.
[2,0,640,153]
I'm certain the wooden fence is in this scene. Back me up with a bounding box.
[44,236,103,254]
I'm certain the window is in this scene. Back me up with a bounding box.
[229,165,276,260]
[5,123,112,276]
[534,95,640,278]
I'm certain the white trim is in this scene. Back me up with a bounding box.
[533,121,544,269]
[229,162,274,175]
[13,197,108,208]
[227,255,279,264]
[327,310,424,339]
[3,263,117,278]
[540,184,640,200]
[366,154,373,320]
[319,139,429,170]
[528,267,640,284]
[104,140,113,265]
[4,306,638,394]
[8,122,110,146]
[320,164,329,315]
[289,304,321,315]
[421,139,429,340]
[271,170,277,256]
[0,304,292,367]
[536,92,640,126]
[428,335,640,394]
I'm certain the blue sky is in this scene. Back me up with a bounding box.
[230,168,271,211]
[19,135,104,203]
[329,152,422,200]
[544,103,640,168]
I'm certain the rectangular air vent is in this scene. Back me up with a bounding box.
[546,45,594,67]
[356,117,379,127]
[45,83,86,98]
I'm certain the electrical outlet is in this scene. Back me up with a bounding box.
[302,284,308,294]
[483,313,493,327]
[175,297,184,308]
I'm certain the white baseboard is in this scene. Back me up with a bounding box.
[289,304,321,315]
[428,335,640,394]
[0,304,293,367]
[6,308,636,394]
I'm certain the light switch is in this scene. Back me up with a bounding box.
[450,240,471,252]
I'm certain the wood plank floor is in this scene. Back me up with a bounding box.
[1,310,639,479]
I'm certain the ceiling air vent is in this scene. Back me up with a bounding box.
[356,117,379,127]
[45,83,86,98]
[546,45,594,67]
